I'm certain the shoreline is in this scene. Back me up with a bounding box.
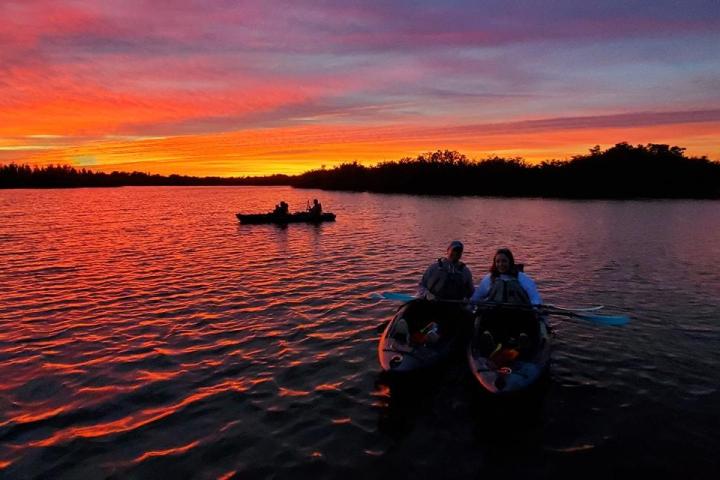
[3,143,719,198]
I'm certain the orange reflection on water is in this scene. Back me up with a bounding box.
[23,378,255,449]
[3,406,68,429]
[330,417,352,425]
[76,385,137,396]
[136,369,182,382]
[132,440,201,463]
[315,382,343,392]
[38,364,86,376]
[278,387,311,397]
[307,331,350,341]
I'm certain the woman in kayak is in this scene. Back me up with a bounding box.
[470,248,541,306]
[470,248,542,350]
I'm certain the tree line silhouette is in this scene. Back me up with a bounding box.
[2,143,718,198]
[0,164,290,189]
[293,143,720,198]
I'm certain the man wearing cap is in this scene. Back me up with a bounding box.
[391,241,474,346]
[418,240,474,301]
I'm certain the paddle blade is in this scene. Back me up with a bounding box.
[375,292,416,302]
[543,304,604,313]
[574,312,630,326]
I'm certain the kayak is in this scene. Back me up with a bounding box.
[236,212,336,224]
[467,305,551,394]
[378,299,469,373]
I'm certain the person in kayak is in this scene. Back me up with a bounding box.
[273,201,289,215]
[394,240,474,345]
[418,240,474,301]
[308,199,322,216]
[470,248,541,306]
[470,248,542,352]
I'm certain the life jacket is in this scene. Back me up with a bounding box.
[426,258,469,300]
[486,275,531,305]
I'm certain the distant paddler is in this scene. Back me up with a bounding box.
[307,198,323,216]
[273,201,289,215]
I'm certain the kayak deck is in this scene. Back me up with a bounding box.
[467,306,551,394]
[378,299,469,373]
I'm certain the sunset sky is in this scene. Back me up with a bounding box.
[2,0,719,176]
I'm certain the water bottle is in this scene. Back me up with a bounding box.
[423,322,440,344]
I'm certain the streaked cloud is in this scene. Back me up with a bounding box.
[1,0,718,174]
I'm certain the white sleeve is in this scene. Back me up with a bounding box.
[519,272,542,305]
[470,274,492,304]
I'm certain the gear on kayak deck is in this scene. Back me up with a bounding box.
[378,299,470,373]
[468,305,551,394]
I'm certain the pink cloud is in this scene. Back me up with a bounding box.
[1,0,718,160]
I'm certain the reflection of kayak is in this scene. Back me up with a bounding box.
[236,212,336,224]
[468,305,551,394]
[378,299,468,373]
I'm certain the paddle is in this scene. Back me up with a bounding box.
[371,292,629,326]
[473,302,628,326]
[546,309,629,326]
[539,304,603,313]
[370,292,415,302]
[372,292,603,311]
[371,292,470,305]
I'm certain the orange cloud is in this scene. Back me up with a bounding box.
[0,65,314,137]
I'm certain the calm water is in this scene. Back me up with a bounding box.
[1,187,719,479]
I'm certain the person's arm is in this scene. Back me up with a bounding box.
[519,272,542,305]
[470,274,491,304]
[465,268,474,299]
[417,264,433,298]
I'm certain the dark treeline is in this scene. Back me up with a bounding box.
[293,143,720,198]
[0,164,290,189]
[2,143,719,198]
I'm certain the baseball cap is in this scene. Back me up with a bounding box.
[448,240,464,251]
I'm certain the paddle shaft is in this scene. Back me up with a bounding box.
[373,293,628,326]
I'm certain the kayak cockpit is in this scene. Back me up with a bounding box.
[378,299,470,373]
[468,305,551,393]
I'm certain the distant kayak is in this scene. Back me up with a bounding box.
[236,211,336,224]
[467,305,551,394]
[378,299,468,373]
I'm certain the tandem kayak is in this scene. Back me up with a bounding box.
[467,305,551,394]
[236,212,336,224]
[378,299,469,373]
